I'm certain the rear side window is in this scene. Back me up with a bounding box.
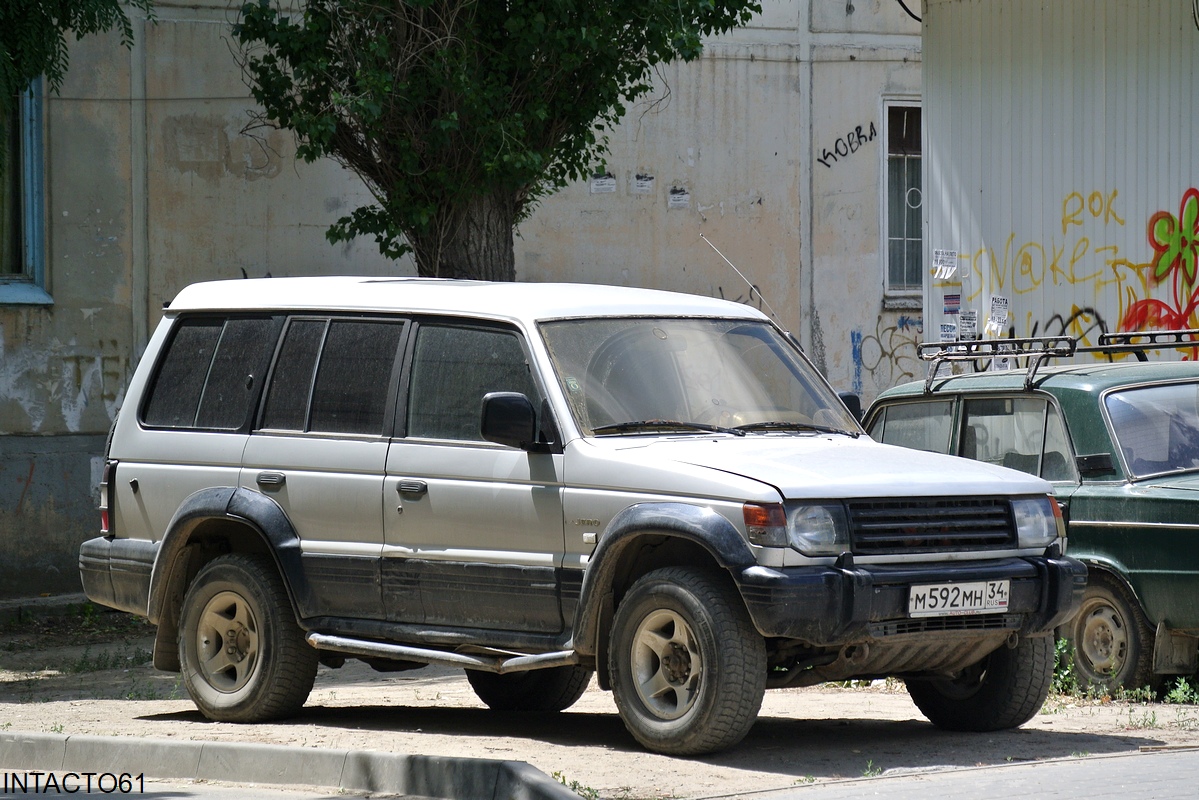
[142,316,279,430]
[869,400,954,454]
[260,318,405,435]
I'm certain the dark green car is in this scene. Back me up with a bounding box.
[863,334,1199,691]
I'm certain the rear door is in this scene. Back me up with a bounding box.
[240,316,407,621]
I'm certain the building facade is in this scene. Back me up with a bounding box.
[0,0,922,597]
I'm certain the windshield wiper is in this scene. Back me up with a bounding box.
[733,421,860,438]
[592,420,745,436]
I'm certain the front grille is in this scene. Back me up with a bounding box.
[847,497,1015,555]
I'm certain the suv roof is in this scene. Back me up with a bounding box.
[879,359,1199,400]
[168,276,768,325]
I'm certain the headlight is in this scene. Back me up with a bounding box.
[787,503,850,556]
[1012,496,1064,548]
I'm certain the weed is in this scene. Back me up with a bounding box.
[552,771,600,800]
[1126,708,1158,729]
[861,760,883,778]
[65,642,152,674]
[1051,638,1077,695]
[0,722,10,731]
[1070,751,1090,758]
[49,723,64,734]
[793,775,817,785]
[1164,677,1199,705]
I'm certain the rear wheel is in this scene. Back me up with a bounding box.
[609,567,766,755]
[1064,574,1155,693]
[905,635,1053,731]
[179,554,317,722]
[465,665,593,712]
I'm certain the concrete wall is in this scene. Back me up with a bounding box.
[514,0,922,397]
[0,1,398,598]
[923,0,1199,348]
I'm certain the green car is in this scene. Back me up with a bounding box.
[863,332,1199,692]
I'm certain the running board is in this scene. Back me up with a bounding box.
[306,633,578,674]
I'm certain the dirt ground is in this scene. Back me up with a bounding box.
[2,609,1199,800]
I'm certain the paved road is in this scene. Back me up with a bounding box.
[753,749,1199,800]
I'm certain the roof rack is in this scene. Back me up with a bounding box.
[917,336,1075,393]
[916,329,1199,394]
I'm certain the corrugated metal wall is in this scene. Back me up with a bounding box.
[924,0,1199,350]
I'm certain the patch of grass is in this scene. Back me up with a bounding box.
[861,760,883,778]
[65,642,153,674]
[552,771,600,800]
[1164,677,1199,705]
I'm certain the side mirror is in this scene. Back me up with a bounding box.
[1075,452,1115,477]
[838,392,863,422]
[481,392,537,450]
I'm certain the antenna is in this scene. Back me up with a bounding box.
[699,234,781,322]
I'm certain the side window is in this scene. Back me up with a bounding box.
[309,320,404,434]
[962,396,1064,478]
[143,316,278,430]
[1041,404,1077,481]
[261,318,404,435]
[407,325,538,441]
[869,400,954,454]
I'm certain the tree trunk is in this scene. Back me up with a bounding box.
[411,192,518,281]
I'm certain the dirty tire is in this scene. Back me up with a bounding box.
[1063,573,1155,693]
[905,635,1054,731]
[465,665,593,712]
[179,554,317,722]
[609,567,766,755]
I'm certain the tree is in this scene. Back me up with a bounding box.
[1,0,154,122]
[233,0,760,279]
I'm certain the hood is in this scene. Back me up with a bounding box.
[1136,471,1199,492]
[597,433,1051,500]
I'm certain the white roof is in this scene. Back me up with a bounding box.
[166,276,770,325]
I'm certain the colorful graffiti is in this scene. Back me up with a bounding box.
[941,187,1199,359]
[1119,188,1199,334]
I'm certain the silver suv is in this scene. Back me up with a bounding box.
[80,277,1085,755]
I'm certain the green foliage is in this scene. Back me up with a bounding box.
[1051,636,1078,695]
[1164,677,1199,705]
[0,0,153,173]
[232,0,761,275]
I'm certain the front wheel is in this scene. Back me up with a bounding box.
[179,554,318,722]
[905,635,1053,731]
[609,567,766,755]
[1063,575,1155,693]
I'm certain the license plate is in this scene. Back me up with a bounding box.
[908,580,1010,618]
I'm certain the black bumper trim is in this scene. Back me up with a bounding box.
[78,536,157,615]
[737,555,1087,644]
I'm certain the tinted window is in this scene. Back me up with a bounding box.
[407,326,537,440]
[261,319,326,431]
[143,317,277,430]
[870,400,954,453]
[309,320,404,434]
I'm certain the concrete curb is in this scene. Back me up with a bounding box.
[0,732,580,800]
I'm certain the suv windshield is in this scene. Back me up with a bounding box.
[539,317,858,436]
[1105,381,1199,478]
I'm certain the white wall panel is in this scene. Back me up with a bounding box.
[925,0,1199,353]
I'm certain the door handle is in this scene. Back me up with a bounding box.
[256,471,286,488]
[397,479,428,497]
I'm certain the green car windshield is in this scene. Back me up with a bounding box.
[538,317,858,437]
[1105,381,1199,478]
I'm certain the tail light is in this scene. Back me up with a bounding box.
[99,460,115,535]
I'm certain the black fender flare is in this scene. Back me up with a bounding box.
[146,487,309,625]
[570,502,757,657]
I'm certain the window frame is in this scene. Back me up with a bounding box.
[880,98,923,303]
[1,79,48,305]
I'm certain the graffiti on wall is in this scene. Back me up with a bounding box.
[943,187,1199,356]
[816,122,878,169]
[851,313,923,394]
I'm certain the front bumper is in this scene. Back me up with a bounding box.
[737,554,1087,645]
